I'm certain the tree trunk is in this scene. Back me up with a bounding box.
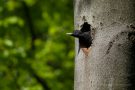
[74,0,135,90]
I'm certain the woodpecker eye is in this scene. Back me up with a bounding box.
[73,30,81,35]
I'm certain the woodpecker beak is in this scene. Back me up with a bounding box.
[66,33,73,36]
[66,30,80,37]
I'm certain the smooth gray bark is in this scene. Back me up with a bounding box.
[74,0,135,90]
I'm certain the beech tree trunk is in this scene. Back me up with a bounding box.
[74,0,135,90]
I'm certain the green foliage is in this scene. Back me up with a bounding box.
[0,0,74,90]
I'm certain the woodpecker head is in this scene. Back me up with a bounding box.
[66,30,81,38]
[66,22,91,38]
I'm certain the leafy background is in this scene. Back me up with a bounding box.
[0,0,74,90]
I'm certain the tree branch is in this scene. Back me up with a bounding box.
[21,1,50,90]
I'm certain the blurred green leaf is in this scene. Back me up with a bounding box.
[0,0,74,90]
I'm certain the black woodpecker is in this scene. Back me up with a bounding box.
[67,22,92,53]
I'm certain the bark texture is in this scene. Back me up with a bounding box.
[74,0,135,90]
